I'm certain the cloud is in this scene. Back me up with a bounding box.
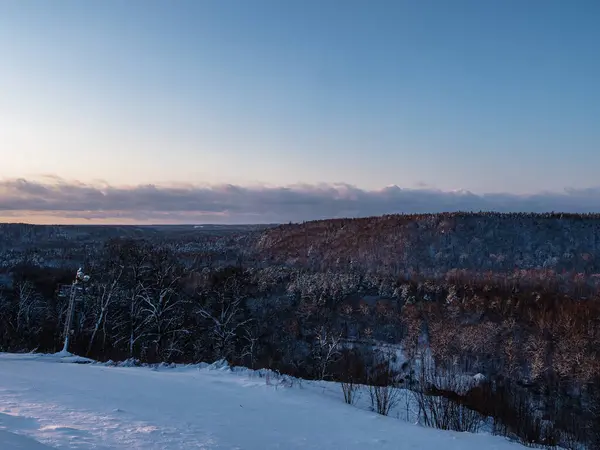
[2,177,600,224]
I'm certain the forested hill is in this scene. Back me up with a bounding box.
[257,212,600,282]
[4,213,600,287]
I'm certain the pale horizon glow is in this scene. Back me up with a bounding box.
[1,0,599,223]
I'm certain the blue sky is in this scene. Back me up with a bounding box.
[1,0,599,223]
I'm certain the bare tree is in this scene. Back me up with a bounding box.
[112,285,148,358]
[138,264,187,361]
[86,266,123,355]
[313,326,342,380]
[240,325,260,369]
[15,281,40,334]
[196,277,252,361]
[0,291,14,348]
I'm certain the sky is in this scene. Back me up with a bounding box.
[1,0,599,224]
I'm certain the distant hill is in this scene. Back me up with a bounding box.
[256,212,600,284]
[4,214,600,289]
[0,223,266,271]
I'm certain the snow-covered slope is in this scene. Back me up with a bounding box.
[0,353,526,449]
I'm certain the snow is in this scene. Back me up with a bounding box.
[473,373,487,384]
[0,353,527,449]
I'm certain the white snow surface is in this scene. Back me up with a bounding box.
[0,353,527,450]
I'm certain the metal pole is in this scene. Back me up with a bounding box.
[61,268,90,355]
[61,280,77,354]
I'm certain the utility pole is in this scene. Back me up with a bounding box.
[61,268,90,355]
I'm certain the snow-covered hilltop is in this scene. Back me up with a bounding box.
[0,353,525,450]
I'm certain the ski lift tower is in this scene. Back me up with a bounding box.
[61,268,90,354]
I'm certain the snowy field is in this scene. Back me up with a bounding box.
[0,353,527,449]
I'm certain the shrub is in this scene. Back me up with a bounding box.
[337,349,366,405]
[367,359,402,416]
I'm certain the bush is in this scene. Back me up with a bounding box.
[367,359,402,416]
[342,380,360,405]
[337,349,366,405]
[412,360,483,433]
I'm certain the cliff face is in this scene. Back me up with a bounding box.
[256,213,600,279]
